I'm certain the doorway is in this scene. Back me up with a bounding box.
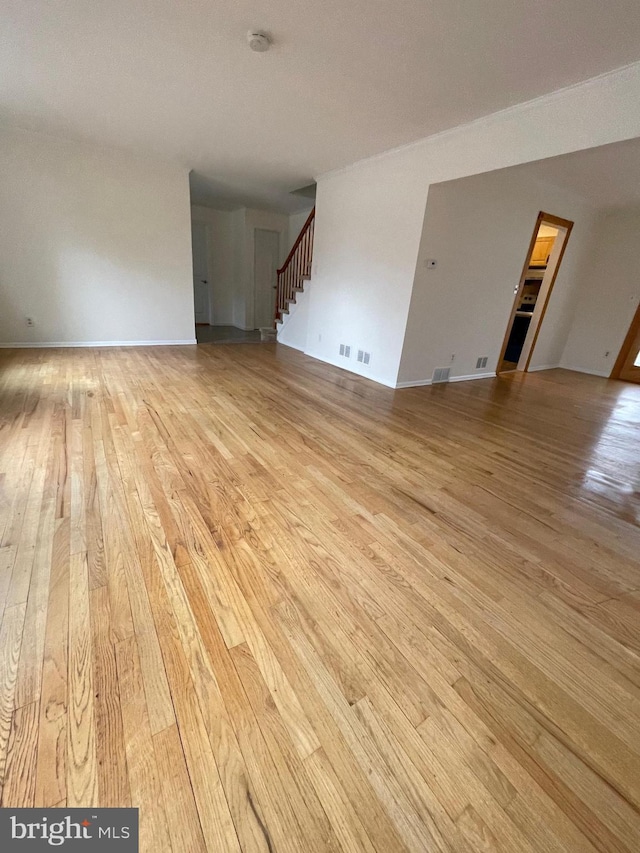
[611,302,640,384]
[254,229,280,329]
[191,220,211,325]
[497,212,574,374]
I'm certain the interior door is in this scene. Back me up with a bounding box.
[615,304,640,383]
[254,229,280,329]
[191,221,210,324]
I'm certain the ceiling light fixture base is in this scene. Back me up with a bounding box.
[247,31,271,53]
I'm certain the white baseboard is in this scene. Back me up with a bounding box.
[396,371,496,389]
[0,339,197,348]
[449,371,496,383]
[527,363,560,372]
[276,337,305,353]
[302,348,397,388]
[212,324,252,330]
[395,379,432,389]
[558,363,612,378]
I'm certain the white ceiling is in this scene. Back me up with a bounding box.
[505,137,640,211]
[2,0,640,212]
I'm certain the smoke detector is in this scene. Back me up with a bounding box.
[247,31,271,52]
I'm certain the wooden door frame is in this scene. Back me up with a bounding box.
[610,300,640,379]
[496,211,574,374]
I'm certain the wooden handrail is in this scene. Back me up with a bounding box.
[277,207,315,274]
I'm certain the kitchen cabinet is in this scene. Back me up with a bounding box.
[530,236,555,267]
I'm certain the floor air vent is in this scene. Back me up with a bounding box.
[432,367,451,384]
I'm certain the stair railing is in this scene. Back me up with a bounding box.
[275,207,315,324]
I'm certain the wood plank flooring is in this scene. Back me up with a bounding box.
[0,343,639,852]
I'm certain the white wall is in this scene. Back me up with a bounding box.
[243,209,289,329]
[287,208,314,254]
[306,155,430,386]
[0,127,195,345]
[561,208,640,376]
[190,205,235,326]
[230,208,247,329]
[188,205,306,331]
[307,61,640,386]
[277,282,312,352]
[397,170,598,384]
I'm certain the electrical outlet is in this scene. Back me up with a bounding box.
[604,351,610,358]
[450,353,455,362]
[26,317,35,326]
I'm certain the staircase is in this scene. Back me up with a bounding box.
[274,207,315,325]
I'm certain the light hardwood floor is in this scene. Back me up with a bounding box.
[0,343,639,852]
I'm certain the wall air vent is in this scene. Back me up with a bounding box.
[340,344,351,357]
[476,356,488,369]
[432,367,450,384]
[357,350,371,364]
